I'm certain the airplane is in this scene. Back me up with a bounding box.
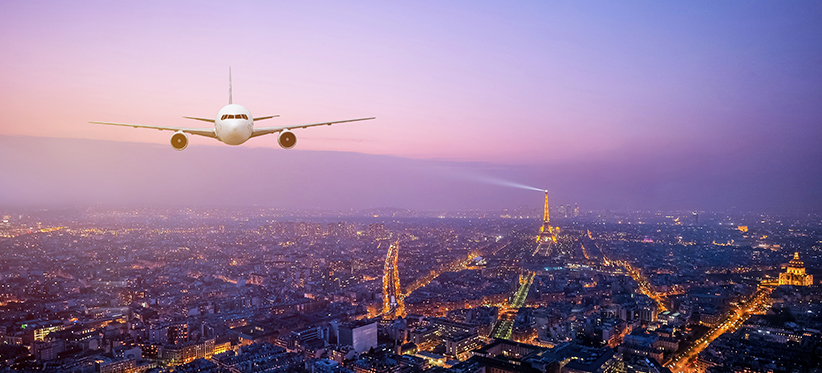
[90,69,375,151]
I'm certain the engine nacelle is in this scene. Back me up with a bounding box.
[170,131,189,151]
[278,130,297,149]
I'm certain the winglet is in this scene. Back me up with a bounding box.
[229,67,233,105]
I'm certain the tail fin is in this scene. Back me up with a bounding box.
[229,67,233,104]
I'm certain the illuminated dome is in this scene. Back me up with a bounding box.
[788,252,804,269]
[779,252,813,286]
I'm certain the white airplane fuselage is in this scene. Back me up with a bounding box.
[215,104,253,145]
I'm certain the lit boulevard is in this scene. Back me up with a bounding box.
[402,251,479,297]
[665,288,773,372]
[491,271,535,339]
[382,241,404,318]
[607,257,669,312]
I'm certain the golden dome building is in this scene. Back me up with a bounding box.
[778,252,813,286]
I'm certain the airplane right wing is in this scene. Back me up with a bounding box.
[89,121,218,139]
[250,117,375,138]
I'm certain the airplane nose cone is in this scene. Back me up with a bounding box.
[219,120,252,145]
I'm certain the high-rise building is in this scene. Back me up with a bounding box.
[338,320,378,353]
[320,266,338,292]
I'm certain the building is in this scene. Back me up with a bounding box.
[778,252,813,286]
[313,358,354,373]
[457,340,624,373]
[292,326,324,346]
[160,338,216,365]
[409,326,439,348]
[31,340,64,361]
[95,357,137,373]
[431,318,477,337]
[24,320,65,343]
[231,323,280,346]
[445,332,480,359]
[339,319,378,353]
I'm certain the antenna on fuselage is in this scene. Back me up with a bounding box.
[228,67,233,105]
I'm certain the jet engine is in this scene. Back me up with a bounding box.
[277,130,297,149]
[170,131,189,151]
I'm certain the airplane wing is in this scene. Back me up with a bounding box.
[250,117,375,138]
[182,116,215,123]
[253,115,280,121]
[89,121,218,139]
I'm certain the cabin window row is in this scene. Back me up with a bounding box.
[221,114,249,120]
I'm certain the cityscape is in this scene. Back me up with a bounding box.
[2,1,822,373]
[0,195,819,372]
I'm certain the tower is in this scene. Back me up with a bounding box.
[543,191,550,225]
[382,241,405,318]
[536,190,557,251]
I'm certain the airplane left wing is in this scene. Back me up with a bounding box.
[89,121,218,139]
[253,115,280,121]
[250,117,375,138]
[182,116,215,123]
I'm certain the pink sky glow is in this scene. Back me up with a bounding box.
[2,1,818,164]
[1,1,821,211]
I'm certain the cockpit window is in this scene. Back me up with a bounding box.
[221,114,227,120]
[220,114,247,120]
[241,114,248,120]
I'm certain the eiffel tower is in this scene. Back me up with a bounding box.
[535,191,556,254]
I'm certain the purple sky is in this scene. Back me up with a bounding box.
[1,2,821,211]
